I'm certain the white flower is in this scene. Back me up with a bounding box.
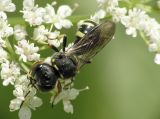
[63,100,73,114]
[19,106,31,119]
[0,37,6,47]
[15,39,40,62]
[53,86,89,113]
[111,7,127,22]
[10,98,23,111]
[33,26,62,48]
[47,31,62,47]
[13,85,25,100]
[91,9,106,23]
[18,89,43,119]
[148,43,158,52]
[142,18,160,42]
[14,25,27,41]
[0,12,13,38]
[97,0,107,4]
[23,0,35,11]
[1,61,20,86]
[0,11,7,20]
[154,54,160,64]
[0,0,16,12]
[53,88,79,113]
[15,75,30,88]
[97,0,119,12]
[33,25,48,42]
[22,0,45,26]
[44,4,73,29]
[22,7,46,26]
[121,8,147,37]
[0,48,8,63]
[10,85,42,119]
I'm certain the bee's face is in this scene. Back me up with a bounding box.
[31,63,59,92]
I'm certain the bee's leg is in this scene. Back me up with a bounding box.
[20,90,31,108]
[62,35,67,52]
[48,44,59,52]
[20,75,38,108]
[27,73,38,90]
[84,60,91,64]
[51,80,62,108]
[63,78,74,90]
[79,58,91,64]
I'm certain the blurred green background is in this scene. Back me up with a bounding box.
[1,0,160,119]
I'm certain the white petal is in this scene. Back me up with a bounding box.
[63,100,73,114]
[48,39,60,48]
[29,96,43,110]
[45,4,56,16]
[97,0,107,4]
[53,91,66,105]
[9,98,22,111]
[54,22,62,29]
[5,3,16,12]
[61,19,73,29]
[57,5,72,18]
[148,43,158,52]
[0,11,7,20]
[91,9,106,22]
[19,107,32,119]
[3,78,13,86]
[126,27,137,37]
[68,88,79,100]
[154,54,160,64]
[23,0,35,10]
[48,31,60,39]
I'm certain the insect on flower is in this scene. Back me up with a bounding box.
[24,19,116,106]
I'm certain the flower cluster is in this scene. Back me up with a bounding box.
[53,86,89,114]
[0,0,88,119]
[33,25,63,47]
[21,0,73,29]
[9,75,43,119]
[0,0,17,86]
[94,0,160,64]
[1,0,160,119]
[15,39,40,62]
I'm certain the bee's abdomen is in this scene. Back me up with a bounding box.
[75,20,97,44]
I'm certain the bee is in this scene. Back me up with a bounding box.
[28,20,115,98]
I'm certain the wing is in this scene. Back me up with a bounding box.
[66,21,116,68]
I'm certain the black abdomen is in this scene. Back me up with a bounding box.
[75,20,97,44]
[32,63,59,92]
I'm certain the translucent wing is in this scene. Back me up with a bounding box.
[66,21,116,68]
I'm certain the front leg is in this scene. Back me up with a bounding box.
[63,78,75,90]
[50,80,62,107]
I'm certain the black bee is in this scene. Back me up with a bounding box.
[29,20,116,93]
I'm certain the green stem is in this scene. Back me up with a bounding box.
[49,24,54,32]
[139,31,150,45]
[19,62,30,73]
[5,38,15,60]
[5,38,30,73]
